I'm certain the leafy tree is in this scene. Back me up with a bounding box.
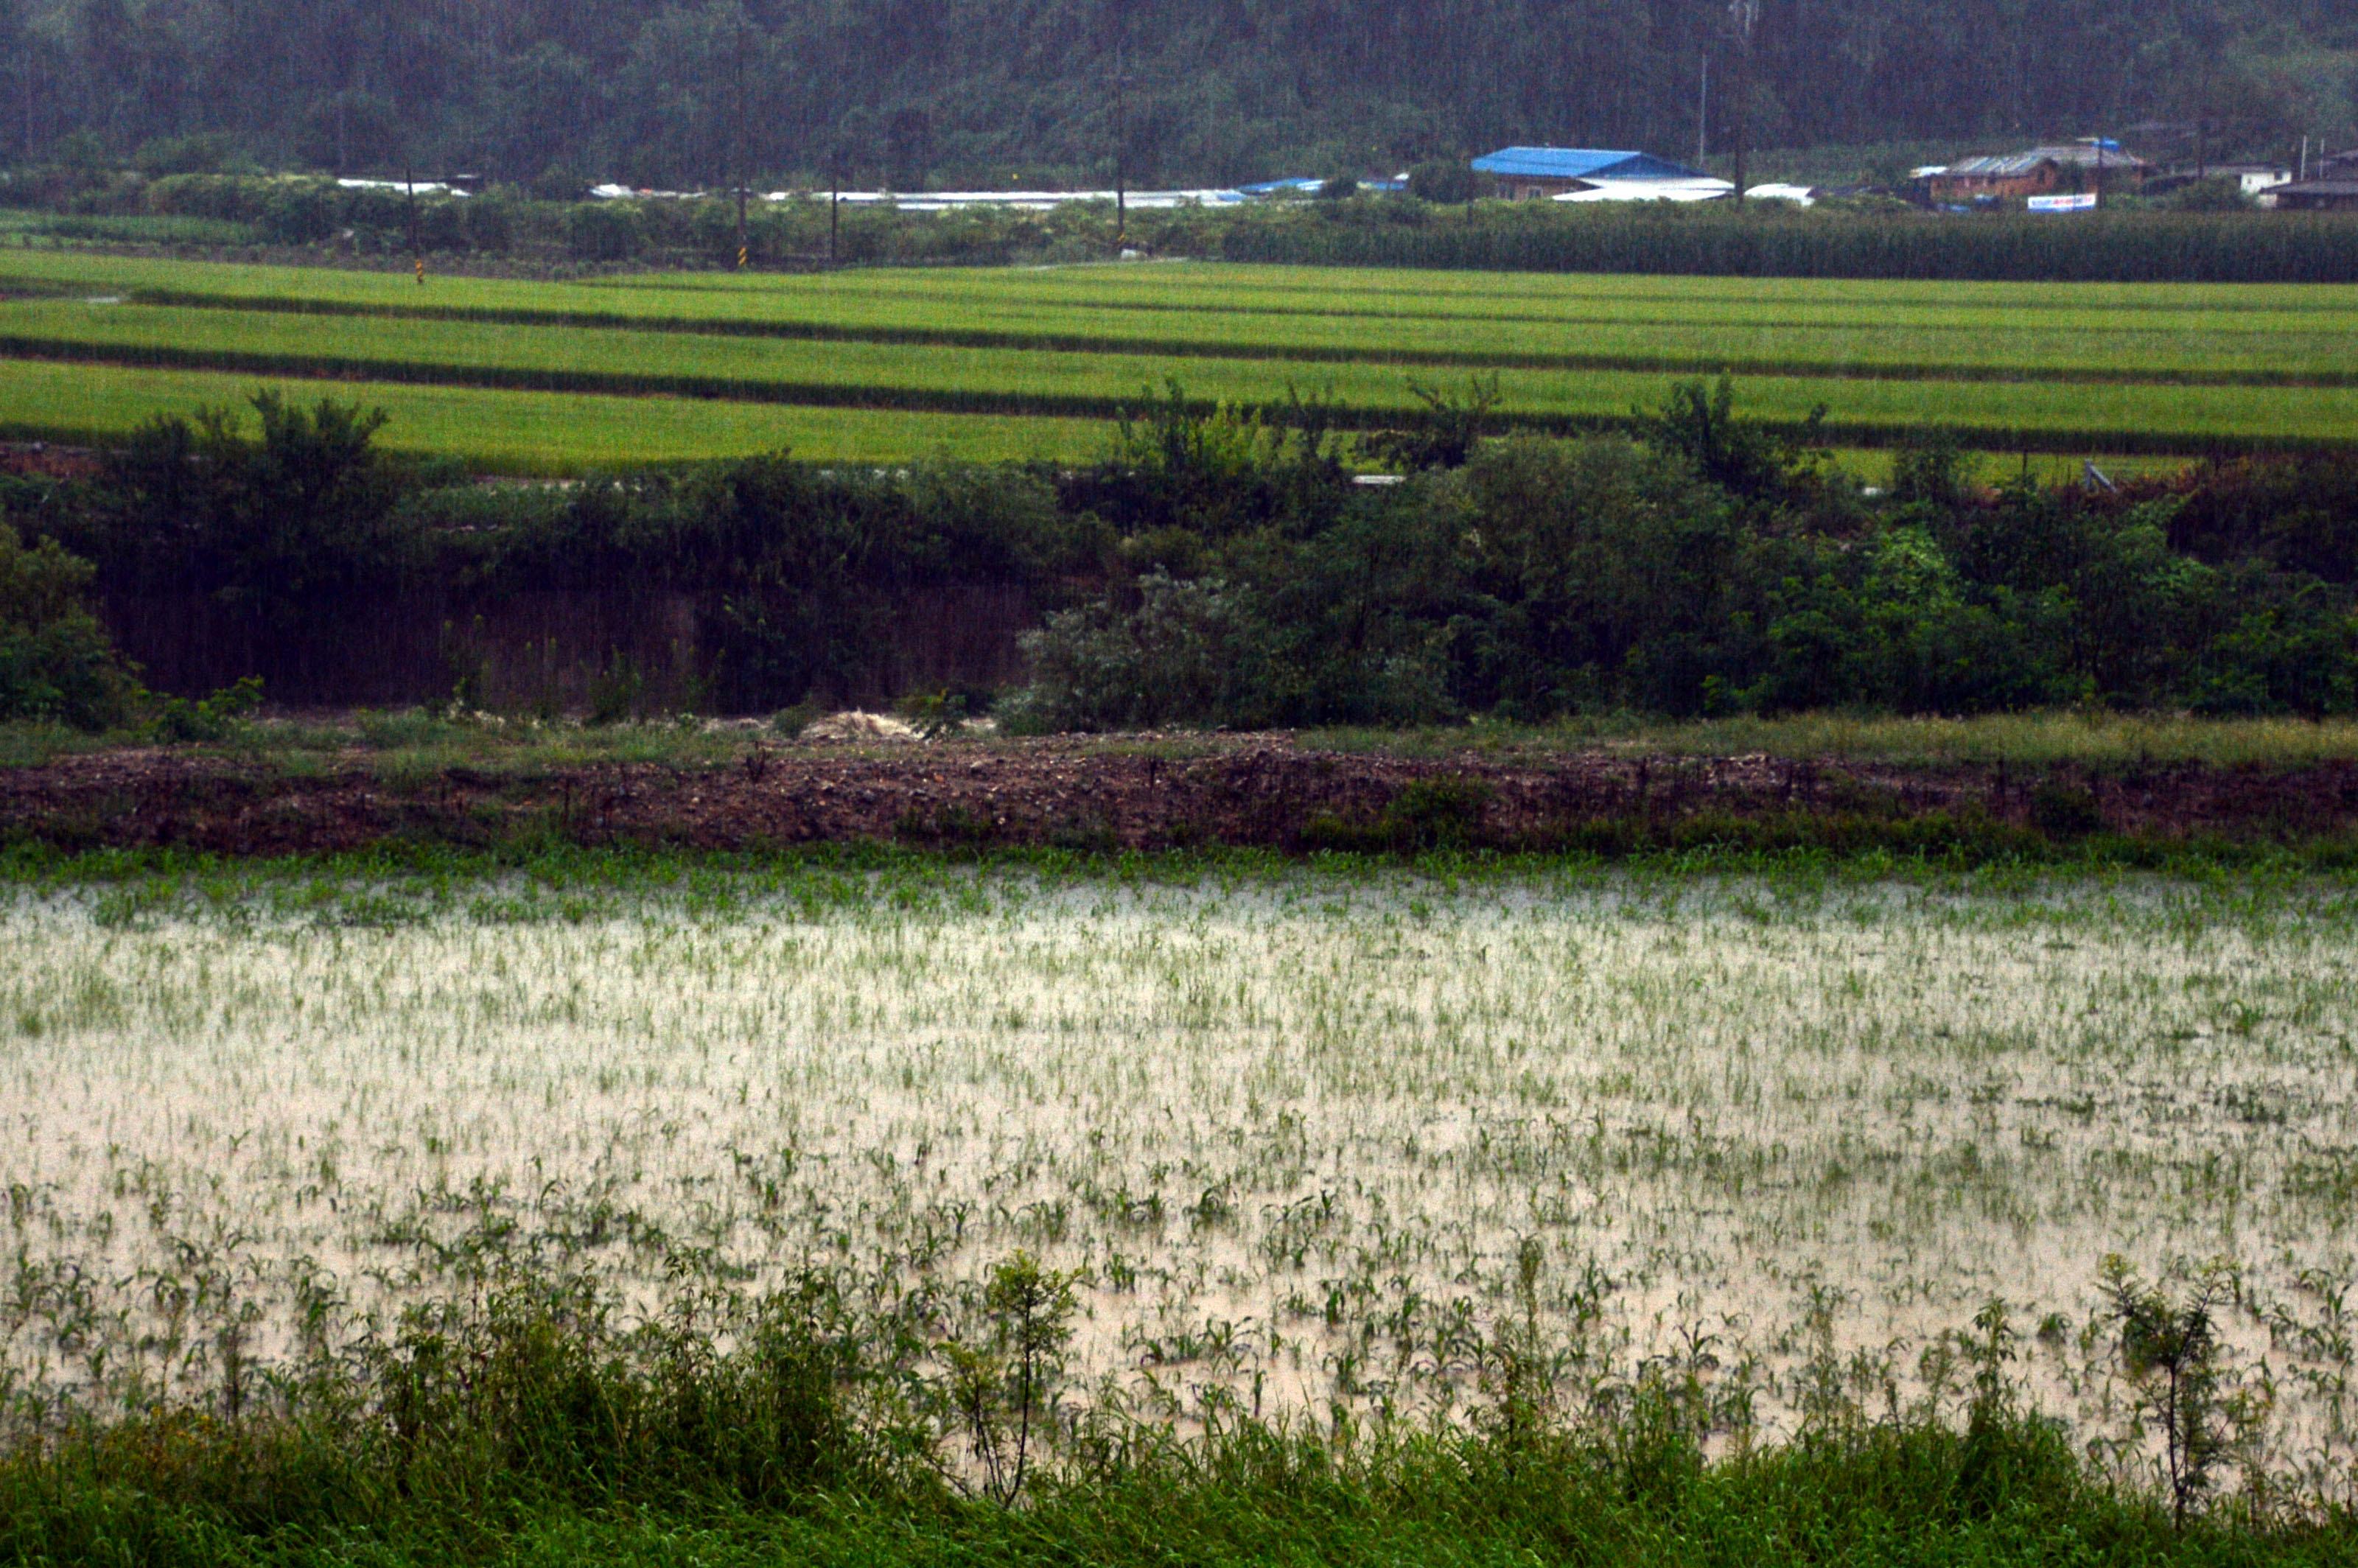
[1634,377,1828,505]
[1408,158,1485,203]
[0,520,140,729]
[6,1,2351,187]
[97,391,408,621]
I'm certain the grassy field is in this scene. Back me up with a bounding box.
[0,355,1105,469]
[4,248,2356,470]
[10,295,2358,452]
[1,854,2354,1561]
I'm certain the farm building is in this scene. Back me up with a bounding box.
[2265,179,2358,211]
[1924,143,2148,202]
[1472,147,1718,200]
[2219,163,2295,197]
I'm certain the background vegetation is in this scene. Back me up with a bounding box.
[13,172,2358,284]
[0,0,2352,191]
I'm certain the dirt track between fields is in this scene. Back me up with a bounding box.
[7,735,2358,856]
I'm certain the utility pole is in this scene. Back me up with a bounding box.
[1697,53,1710,167]
[14,9,30,169]
[732,18,749,271]
[405,164,424,284]
[1113,43,1132,242]
[1727,0,1758,205]
[2194,54,2214,180]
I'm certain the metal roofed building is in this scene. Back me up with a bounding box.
[1472,147,1713,200]
[1925,142,2148,202]
[2264,179,2358,212]
[1556,177,1734,203]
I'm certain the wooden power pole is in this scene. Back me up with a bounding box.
[1728,0,1758,206]
[733,20,749,270]
[1113,44,1132,242]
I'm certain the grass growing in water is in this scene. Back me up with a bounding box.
[0,855,2354,1564]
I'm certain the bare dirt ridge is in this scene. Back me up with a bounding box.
[6,735,2358,855]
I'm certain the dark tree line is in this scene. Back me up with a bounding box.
[4,1,2354,189]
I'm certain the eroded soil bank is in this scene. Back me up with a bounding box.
[7,733,2358,857]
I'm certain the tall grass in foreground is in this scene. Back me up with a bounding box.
[1,1259,2349,1567]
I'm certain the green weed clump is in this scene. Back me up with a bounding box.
[0,1260,2347,1567]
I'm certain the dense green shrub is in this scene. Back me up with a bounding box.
[1004,571,1268,731]
[1010,385,2358,727]
[20,385,2358,726]
[2168,178,2253,212]
[144,172,276,223]
[1408,159,1487,204]
[257,181,339,243]
[0,521,140,729]
[564,200,646,260]
[80,391,413,620]
[130,133,239,178]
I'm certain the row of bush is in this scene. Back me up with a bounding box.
[1007,384,2358,727]
[10,167,1228,265]
[1220,202,2358,284]
[6,381,2358,730]
[13,164,2358,280]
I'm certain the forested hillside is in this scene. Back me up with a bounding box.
[2,1,2355,192]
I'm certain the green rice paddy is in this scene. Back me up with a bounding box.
[4,248,2355,471]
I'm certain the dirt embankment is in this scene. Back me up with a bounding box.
[7,736,2358,858]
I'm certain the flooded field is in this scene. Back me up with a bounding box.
[3,868,2354,1500]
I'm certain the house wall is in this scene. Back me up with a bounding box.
[1928,165,2063,201]
[1497,176,1586,199]
[2275,188,2358,211]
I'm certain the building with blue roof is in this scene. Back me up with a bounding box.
[1472,147,1712,199]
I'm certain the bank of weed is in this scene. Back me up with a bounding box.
[19,710,2358,778]
[1304,712,2358,771]
[10,1421,2352,1567]
[0,1253,2346,1567]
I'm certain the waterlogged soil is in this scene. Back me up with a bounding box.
[6,733,2358,855]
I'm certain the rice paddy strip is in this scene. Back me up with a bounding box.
[8,296,2357,455]
[0,357,1105,471]
[7,251,2356,464]
[7,251,2358,381]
